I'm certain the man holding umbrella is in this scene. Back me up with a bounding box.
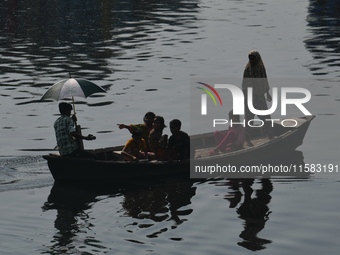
[54,102,96,158]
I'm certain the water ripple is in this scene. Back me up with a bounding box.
[304,0,340,77]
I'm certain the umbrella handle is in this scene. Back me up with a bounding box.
[71,95,83,149]
[72,96,76,115]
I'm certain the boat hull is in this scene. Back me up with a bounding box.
[44,155,190,183]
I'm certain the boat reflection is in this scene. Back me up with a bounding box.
[221,150,310,251]
[122,181,196,226]
[41,150,308,252]
[42,178,196,253]
[41,185,107,254]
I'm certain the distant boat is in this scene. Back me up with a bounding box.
[42,116,315,183]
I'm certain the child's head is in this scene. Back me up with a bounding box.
[143,112,156,127]
[169,119,181,134]
[153,116,166,131]
[228,110,241,122]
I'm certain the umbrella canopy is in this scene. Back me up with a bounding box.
[41,78,106,101]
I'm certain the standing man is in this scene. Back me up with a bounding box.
[54,102,96,158]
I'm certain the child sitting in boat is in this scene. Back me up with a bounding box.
[167,119,190,161]
[117,111,155,151]
[210,110,245,155]
[121,129,149,161]
[148,116,168,160]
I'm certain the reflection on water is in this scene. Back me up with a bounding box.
[228,179,273,251]
[304,0,340,77]
[122,181,196,239]
[42,179,196,253]
[41,150,309,253]
[0,0,199,90]
[42,185,107,254]
[42,186,103,254]
[214,150,310,251]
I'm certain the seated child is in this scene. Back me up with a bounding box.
[121,129,149,161]
[148,116,167,160]
[117,111,155,151]
[167,119,190,160]
[210,110,245,155]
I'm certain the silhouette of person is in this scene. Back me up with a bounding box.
[236,179,273,251]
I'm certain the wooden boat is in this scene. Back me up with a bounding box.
[192,115,315,165]
[43,116,315,183]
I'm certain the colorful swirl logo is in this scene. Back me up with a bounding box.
[197,82,223,115]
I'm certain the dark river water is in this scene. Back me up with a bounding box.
[0,0,340,254]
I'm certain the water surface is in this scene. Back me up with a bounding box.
[0,0,339,254]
